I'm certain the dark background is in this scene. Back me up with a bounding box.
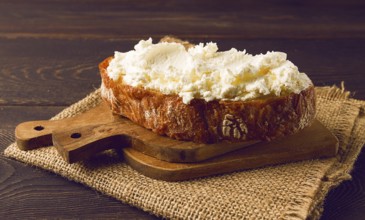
[0,0,364,219]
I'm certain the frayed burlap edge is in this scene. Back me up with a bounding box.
[4,85,365,220]
[308,86,365,220]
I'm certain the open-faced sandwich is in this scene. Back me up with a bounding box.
[99,37,316,144]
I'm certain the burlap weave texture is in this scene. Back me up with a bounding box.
[4,86,365,220]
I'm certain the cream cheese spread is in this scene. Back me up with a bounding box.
[107,38,312,104]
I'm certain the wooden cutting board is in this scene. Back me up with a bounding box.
[15,102,339,182]
[15,102,257,163]
[52,118,338,181]
[123,120,339,181]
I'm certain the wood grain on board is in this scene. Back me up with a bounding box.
[123,120,338,181]
[15,102,257,163]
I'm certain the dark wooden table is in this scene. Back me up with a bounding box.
[1,1,364,219]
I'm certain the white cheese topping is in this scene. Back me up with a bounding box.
[107,38,313,104]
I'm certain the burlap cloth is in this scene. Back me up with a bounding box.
[4,86,365,220]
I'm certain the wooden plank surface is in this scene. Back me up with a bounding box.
[0,0,365,39]
[0,0,364,219]
[1,38,364,106]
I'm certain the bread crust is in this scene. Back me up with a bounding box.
[99,56,316,144]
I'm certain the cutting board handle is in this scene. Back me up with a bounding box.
[15,120,59,150]
[52,122,142,163]
[15,103,113,151]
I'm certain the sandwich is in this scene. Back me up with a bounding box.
[99,36,316,143]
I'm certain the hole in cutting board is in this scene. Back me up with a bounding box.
[34,126,44,131]
[71,133,82,139]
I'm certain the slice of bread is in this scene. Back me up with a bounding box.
[100,37,316,143]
